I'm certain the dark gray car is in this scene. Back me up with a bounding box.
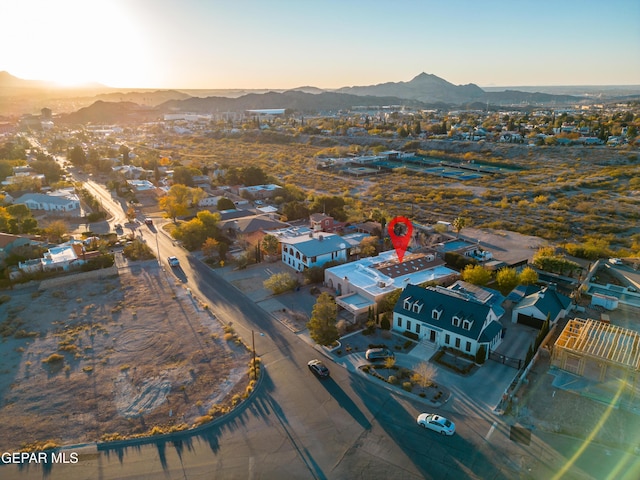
[365,347,395,361]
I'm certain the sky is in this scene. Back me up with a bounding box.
[2,0,639,90]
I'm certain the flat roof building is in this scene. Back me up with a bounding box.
[325,250,458,320]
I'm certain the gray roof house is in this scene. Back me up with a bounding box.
[510,284,572,328]
[14,192,80,212]
[393,284,504,360]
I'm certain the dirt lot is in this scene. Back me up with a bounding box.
[0,262,250,451]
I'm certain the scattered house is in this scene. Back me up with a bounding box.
[392,284,504,360]
[1,165,46,186]
[552,318,640,392]
[325,250,458,320]
[275,229,367,272]
[353,220,382,237]
[233,184,282,200]
[18,242,87,273]
[126,179,156,192]
[192,175,211,188]
[218,214,289,246]
[0,232,34,264]
[13,190,80,212]
[198,194,223,208]
[511,284,572,328]
[310,213,335,233]
[218,208,255,221]
[113,165,151,179]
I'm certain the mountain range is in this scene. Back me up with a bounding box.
[2,71,639,121]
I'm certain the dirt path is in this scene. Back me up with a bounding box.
[0,263,250,450]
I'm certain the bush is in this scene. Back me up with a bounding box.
[387,375,398,385]
[380,313,391,330]
[402,331,419,341]
[263,272,298,295]
[42,353,64,364]
[402,382,413,392]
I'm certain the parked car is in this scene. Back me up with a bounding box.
[308,359,330,378]
[609,258,622,265]
[144,218,153,226]
[167,256,180,267]
[416,413,456,435]
[365,347,395,361]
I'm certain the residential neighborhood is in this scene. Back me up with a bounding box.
[0,72,639,479]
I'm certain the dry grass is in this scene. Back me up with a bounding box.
[0,267,251,450]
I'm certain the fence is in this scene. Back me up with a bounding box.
[488,351,523,369]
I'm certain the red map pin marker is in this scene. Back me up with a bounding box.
[387,216,413,262]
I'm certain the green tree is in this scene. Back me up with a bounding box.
[282,201,310,221]
[263,272,297,295]
[461,264,492,286]
[217,197,235,211]
[158,184,203,222]
[119,144,130,164]
[518,266,538,285]
[378,288,403,313]
[242,166,267,186]
[261,234,279,256]
[452,216,469,238]
[173,166,200,186]
[495,267,519,294]
[42,220,68,243]
[475,344,487,364]
[201,237,220,259]
[126,206,136,222]
[359,236,379,257]
[68,145,86,166]
[307,292,339,346]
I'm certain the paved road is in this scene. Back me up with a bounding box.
[3,183,639,479]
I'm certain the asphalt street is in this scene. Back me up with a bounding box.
[2,180,639,479]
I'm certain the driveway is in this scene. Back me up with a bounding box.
[216,262,518,417]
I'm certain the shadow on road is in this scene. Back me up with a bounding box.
[319,377,371,430]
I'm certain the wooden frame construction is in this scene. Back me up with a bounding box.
[552,318,640,389]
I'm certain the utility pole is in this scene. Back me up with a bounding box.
[251,330,256,380]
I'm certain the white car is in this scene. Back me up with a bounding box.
[167,256,180,267]
[417,413,456,435]
[609,258,622,265]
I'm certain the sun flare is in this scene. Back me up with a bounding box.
[2,0,154,88]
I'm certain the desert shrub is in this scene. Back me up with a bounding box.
[42,353,64,364]
[402,382,413,392]
[263,272,297,294]
[387,375,398,385]
[14,329,38,339]
[336,319,350,336]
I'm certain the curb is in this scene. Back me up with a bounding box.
[96,367,265,451]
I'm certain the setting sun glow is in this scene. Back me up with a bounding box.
[3,0,155,87]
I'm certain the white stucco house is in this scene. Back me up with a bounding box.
[324,250,458,320]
